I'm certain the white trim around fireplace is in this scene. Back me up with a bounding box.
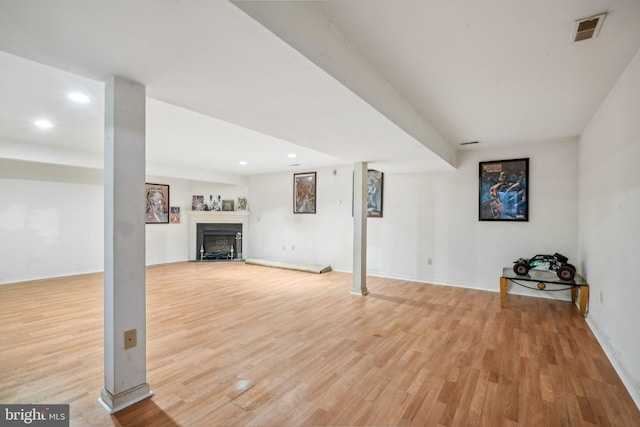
[188,211,250,261]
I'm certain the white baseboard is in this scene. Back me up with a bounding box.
[586,317,640,410]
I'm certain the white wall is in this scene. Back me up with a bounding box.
[144,176,248,265]
[2,140,581,301]
[0,165,247,284]
[420,140,579,298]
[0,176,104,284]
[248,165,354,271]
[579,48,640,405]
[248,138,579,300]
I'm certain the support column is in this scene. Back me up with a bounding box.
[352,162,368,295]
[98,76,153,414]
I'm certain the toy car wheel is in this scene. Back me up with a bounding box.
[557,266,576,281]
[513,262,530,276]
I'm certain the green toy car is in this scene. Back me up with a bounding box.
[513,252,576,281]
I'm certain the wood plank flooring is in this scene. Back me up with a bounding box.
[1,262,638,426]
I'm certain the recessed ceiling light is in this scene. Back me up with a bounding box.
[239,161,248,166]
[34,119,53,129]
[68,92,91,103]
[288,153,297,158]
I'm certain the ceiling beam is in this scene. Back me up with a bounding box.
[233,1,456,169]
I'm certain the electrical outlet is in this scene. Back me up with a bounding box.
[124,329,137,350]
[427,258,433,265]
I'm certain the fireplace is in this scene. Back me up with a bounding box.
[188,211,250,261]
[196,223,242,260]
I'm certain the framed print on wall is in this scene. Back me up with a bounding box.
[479,158,528,221]
[294,172,316,214]
[170,207,181,224]
[145,183,170,224]
[367,170,383,218]
[192,195,205,211]
[237,197,247,211]
[210,195,222,211]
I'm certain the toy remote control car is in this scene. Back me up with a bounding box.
[513,252,576,281]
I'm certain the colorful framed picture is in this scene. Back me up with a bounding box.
[294,172,316,214]
[145,183,169,224]
[479,158,529,221]
[170,207,181,224]
[237,197,247,211]
[367,170,383,218]
[192,195,205,211]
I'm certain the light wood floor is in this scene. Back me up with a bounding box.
[1,262,638,426]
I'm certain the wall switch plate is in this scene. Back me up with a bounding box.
[124,329,137,350]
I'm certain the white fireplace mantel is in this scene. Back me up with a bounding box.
[188,211,250,260]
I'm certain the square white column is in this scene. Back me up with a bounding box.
[352,162,368,295]
[99,76,153,413]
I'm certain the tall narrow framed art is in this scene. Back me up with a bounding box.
[294,172,316,214]
[367,170,383,217]
[145,183,170,224]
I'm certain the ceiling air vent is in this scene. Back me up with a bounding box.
[573,13,606,42]
[460,141,479,146]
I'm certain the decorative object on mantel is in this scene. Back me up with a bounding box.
[192,195,205,211]
[479,158,528,221]
[145,183,169,224]
[170,207,181,224]
[210,195,222,211]
[222,199,235,211]
[237,197,247,211]
[367,170,383,218]
[235,232,242,259]
[294,172,316,214]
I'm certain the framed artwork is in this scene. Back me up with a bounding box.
[367,170,383,218]
[170,207,181,224]
[237,197,247,211]
[294,172,316,214]
[479,158,528,221]
[145,183,169,224]
[192,195,205,211]
[222,199,235,211]
[210,195,221,211]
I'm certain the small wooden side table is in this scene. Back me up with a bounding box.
[500,267,589,317]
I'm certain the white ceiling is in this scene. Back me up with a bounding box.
[315,0,640,147]
[1,0,639,183]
